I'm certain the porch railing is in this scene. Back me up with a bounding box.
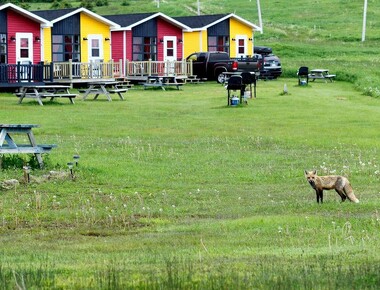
[52,59,193,80]
[0,59,193,85]
[52,60,116,80]
[0,62,53,84]
[124,59,193,77]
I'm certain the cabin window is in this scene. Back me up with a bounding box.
[91,39,100,57]
[238,39,245,54]
[132,37,157,61]
[0,33,6,63]
[20,38,29,58]
[52,35,80,62]
[208,36,229,54]
[166,40,174,57]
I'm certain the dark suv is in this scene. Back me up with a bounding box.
[254,46,282,79]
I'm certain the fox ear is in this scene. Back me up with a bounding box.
[312,170,317,175]
[304,170,308,175]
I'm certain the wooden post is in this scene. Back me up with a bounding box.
[148,59,152,76]
[17,62,21,83]
[111,59,114,78]
[28,61,32,82]
[182,59,187,76]
[189,60,193,76]
[125,59,129,77]
[119,59,123,77]
[69,59,73,80]
[49,62,54,82]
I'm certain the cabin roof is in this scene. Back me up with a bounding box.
[0,3,52,27]
[104,12,191,31]
[174,13,261,32]
[32,7,120,28]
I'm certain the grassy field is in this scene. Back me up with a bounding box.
[1,0,379,288]
[0,79,379,288]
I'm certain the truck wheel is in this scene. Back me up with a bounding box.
[217,73,225,84]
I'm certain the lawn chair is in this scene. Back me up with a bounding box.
[297,66,309,85]
[226,75,245,106]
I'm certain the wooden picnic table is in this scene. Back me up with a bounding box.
[0,124,56,168]
[82,81,127,101]
[15,85,77,106]
[309,69,336,82]
[143,76,183,90]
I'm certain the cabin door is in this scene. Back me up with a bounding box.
[163,36,176,75]
[88,35,104,77]
[235,35,247,58]
[16,33,33,80]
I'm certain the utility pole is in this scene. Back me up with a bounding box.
[362,0,367,41]
[257,0,263,34]
[197,0,200,15]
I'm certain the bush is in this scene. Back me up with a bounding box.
[95,0,109,6]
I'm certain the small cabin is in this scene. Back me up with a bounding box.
[0,3,52,86]
[174,13,260,58]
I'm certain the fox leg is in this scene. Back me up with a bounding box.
[335,189,347,202]
[316,189,323,203]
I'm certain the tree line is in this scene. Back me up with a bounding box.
[0,0,117,11]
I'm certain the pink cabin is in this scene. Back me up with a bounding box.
[104,13,191,76]
[0,3,52,86]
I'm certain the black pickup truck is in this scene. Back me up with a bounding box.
[186,49,280,82]
[186,51,240,83]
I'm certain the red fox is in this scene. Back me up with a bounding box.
[304,170,359,204]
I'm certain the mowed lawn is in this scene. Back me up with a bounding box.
[0,79,379,288]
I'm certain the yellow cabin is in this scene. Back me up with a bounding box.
[174,13,261,58]
[33,8,120,63]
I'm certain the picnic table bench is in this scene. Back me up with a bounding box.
[15,85,77,106]
[0,124,56,168]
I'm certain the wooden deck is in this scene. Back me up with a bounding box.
[0,60,193,89]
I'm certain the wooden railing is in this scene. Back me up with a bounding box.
[0,62,53,85]
[124,59,193,77]
[52,60,117,80]
[52,59,192,79]
[0,59,193,85]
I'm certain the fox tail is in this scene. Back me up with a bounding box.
[344,183,359,203]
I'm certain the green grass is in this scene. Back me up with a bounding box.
[2,0,380,287]
[0,80,379,288]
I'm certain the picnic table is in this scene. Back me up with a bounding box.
[309,69,336,82]
[0,124,56,168]
[143,76,183,90]
[82,81,127,101]
[15,85,77,106]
